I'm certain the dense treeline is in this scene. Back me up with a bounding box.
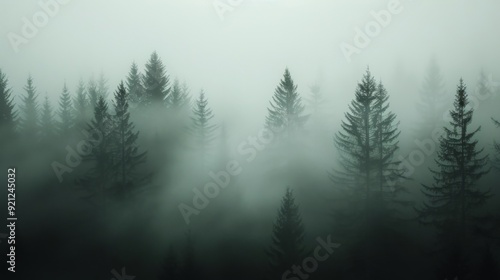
[0,52,499,280]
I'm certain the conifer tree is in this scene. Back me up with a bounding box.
[97,72,109,100]
[142,51,170,106]
[416,79,490,279]
[265,68,308,137]
[56,83,74,139]
[191,90,217,160]
[110,82,148,198]
[87,77,99,109]
[0,69,17,136]
[39,95,56,142]
[74,79,90,129]
[126,62,145,108]
[493,118,500,170]
[19,75,39,139]
[169,79,190,110]
[266,187,306,280]
[77,96,114,202]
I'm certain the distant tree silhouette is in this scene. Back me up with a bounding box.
[77,96,114,204]
[265,68,308,138]
[126,62,145,108]
[19,75,39,139]
[87,76,99,109]
[0,69,17,137]
[56,83,74,140]
[110,82,149,198]
[266,187,306,280]
[39,95,57,143]
[74,78,90,130]
[191,90,217,163]
[416,79,491,279]
[142,51,170,106]
[169,79,190,110]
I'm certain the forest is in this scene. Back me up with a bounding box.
[0,51,499,279]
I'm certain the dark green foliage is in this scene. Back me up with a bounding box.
[126,62,145,107]
[56,83,74,139]
[416,79,491,278]
[142,51,170,106]
[191,90,217,157]
[39,95,56,142]
[19,75,39,139]
[0,69,17,135]
[111,81,148,198]
[265,68,308,136]
[266,188,305,280]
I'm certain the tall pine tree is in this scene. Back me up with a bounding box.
[0,69,17,136]
[74,78,90,130]
[142,51,170,106]
[191,90,217,163]
[169,78,190,110]
[126,62,145,108]
[416,79,490,279]
[265,68,308,138]
[19,75,39,139]
[39,95,57,142]
[110,82,148,198]
[56,83,74,139]
[266,187,306,280]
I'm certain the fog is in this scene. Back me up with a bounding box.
[1,0,499,279]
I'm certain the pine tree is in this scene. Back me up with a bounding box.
[19,75,39,139]
[307,83,324,116]
[142,51,170,106]
[415,57,448,137]
[126,62,145,108]
[265,68,308,137]
[416,79,490,279]
[110,82,148,198]
[74,78,90,129]
[77,96,114,203]
[87,77,99,109]
[332,68,377,190]
[191,90,217,161]
[97,72,109,100]
[266,187,306,280]
[0,69,17,136]
[39,95,57,142]
[169,79,190,110]
[56,83,74,139]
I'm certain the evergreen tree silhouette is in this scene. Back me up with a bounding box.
[493,118,500,170]
[74,78,90,130]
[0,69,17,137]
[266,187,305,280]
[416,79,491,279]
[126,62,145,108]
[191,90,217,164]
[265,68,308,138]
[19,75,39,139]
[56,83,74,140]
[169,79,190,110]
[87,76,99,109]
[39,95,57,143]
[142,51,170,106]
[110,82,149,198]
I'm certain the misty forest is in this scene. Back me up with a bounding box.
[1,1,500,280]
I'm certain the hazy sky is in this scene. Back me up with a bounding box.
[1,0,499,130]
